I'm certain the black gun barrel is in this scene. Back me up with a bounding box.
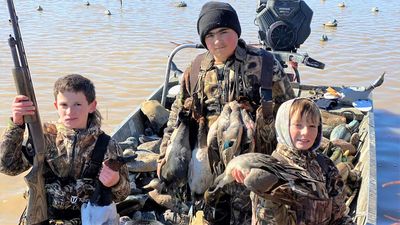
[6,0,48,224]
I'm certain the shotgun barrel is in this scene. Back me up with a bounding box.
[6,0,48,224]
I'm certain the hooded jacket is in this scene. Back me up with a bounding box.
[249,98,353,225]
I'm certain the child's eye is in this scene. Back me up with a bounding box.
[293,124,302,128]
[205,34,214,39]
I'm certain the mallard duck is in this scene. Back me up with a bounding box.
[323,19,338,27]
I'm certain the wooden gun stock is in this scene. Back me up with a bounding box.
[7,0,48,224]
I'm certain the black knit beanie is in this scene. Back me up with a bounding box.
[197,1,241,48]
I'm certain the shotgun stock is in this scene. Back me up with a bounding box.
[6,0,48,224]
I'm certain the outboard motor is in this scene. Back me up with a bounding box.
[255,0,313,52]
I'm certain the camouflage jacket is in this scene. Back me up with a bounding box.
[159,39,295,162]
[0,118,130,218]
[250,144,354,225]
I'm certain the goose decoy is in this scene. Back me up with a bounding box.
[85,1,90,6]
[124,149,158,173]
[118,136,138,150]
[104,9,111,15]
[36,5,43,11]
[115,194,149,217]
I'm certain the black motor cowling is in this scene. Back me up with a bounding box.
[255,0,312,52]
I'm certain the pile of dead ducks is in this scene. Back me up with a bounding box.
[115,94,366,224]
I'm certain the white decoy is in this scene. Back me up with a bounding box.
[104,9,111,15]
[371,7,379,12]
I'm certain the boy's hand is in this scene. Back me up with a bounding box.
[11,95,35,125]
[231,168,248,184]
[99,163,120,187]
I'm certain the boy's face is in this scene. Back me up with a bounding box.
[54,91,97,129]
[204,27,238,64]
[289,112,318,150]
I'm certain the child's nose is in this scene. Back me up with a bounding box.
[300,126,308,134]
[65,107,73,115]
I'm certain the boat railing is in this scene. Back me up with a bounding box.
[161,43,204,107]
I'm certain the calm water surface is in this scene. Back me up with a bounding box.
[0,0,399,224]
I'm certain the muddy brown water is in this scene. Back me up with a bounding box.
[0,0,399,224]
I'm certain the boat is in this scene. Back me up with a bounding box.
[111,1,378,224]
[111,42,378,225]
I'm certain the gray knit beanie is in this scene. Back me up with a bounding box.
[197,1,241,48]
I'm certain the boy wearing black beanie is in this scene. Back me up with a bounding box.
[158,1,295,225]
[197,1,241,49]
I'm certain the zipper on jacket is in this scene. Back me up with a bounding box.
[69,131,79,178]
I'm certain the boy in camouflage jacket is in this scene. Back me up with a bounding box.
[0,74,130,224]
[157,1,295,225]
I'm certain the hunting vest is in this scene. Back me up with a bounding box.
[44,133,110,221]
[184,39,274,122]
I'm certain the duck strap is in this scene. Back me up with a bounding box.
[189,53,205,95]
[81,133,111,179]
[259,52,274,119]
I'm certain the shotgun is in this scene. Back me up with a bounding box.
[6,0,48,224]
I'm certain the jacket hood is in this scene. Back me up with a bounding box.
[274,98,322,152]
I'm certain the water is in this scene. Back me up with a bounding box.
[0,0,399,224]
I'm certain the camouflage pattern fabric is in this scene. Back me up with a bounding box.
[0,118,130,222]
[248,97,354,225]
[160,38,294,164]
[159,39,295,225]
[250,144,353,225]
[46,178,96,211]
